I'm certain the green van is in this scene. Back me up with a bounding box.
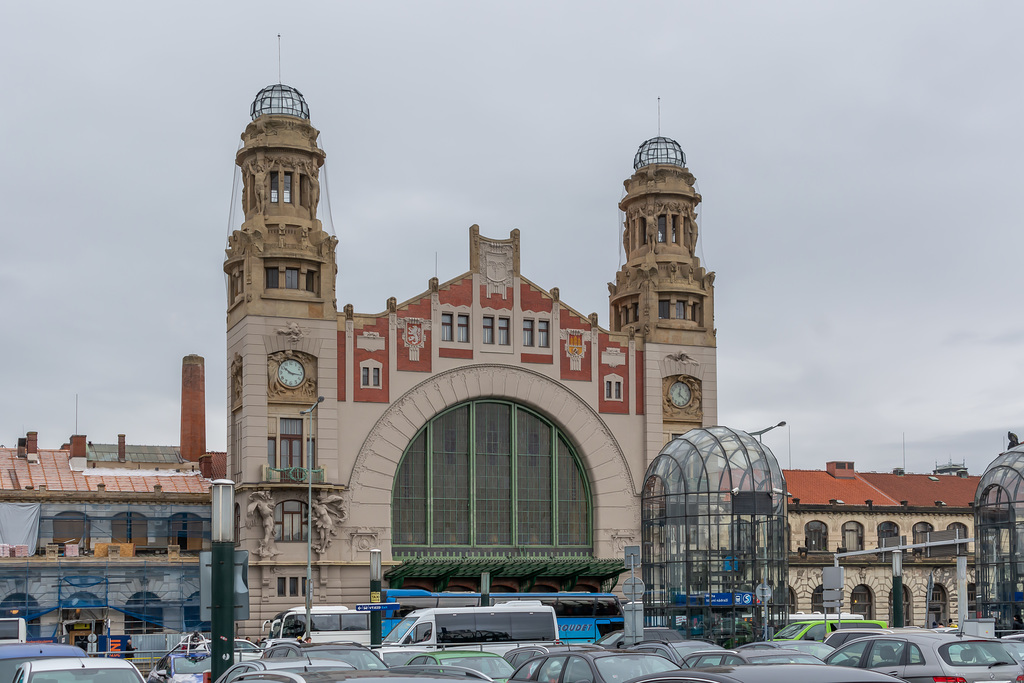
[773,618,887,642]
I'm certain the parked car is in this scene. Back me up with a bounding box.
[0,642,86,683]
[597,629,687,649]
[504,645,604,669]
[261,642,387,670]
[627,641,724,666]
[147,652,211,683]
[774,619,888,643]
[229,671,503,683]
[213,658,355,683]
[628,663,916,683]
[402,652,515,683]
[736,640,834,658]
[179,638,264,661]
[509,650,680,683]
[681,648,823,667]
[378,650,430,667]
[13,656,144,683]
[822,627,922,649]
[824,631,1024,683]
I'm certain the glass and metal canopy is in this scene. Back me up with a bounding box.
[634,136,686,170]
[975,447,1024,629]
[641,426,788,645]
[250,84,310,120]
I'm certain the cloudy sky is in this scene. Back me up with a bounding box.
[3,1,1021,476]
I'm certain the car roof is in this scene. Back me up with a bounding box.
[237,672,495,683]
[630,663,911,683]
[422,651,505,659]
[25,657,138,671]
[0,644,85,659]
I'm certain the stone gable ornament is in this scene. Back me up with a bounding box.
[400,317,430,361]
[562,329,587,371]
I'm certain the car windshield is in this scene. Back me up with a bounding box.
[172,656,212,674]
[594,655,679,681]
[747,653,821,665]
[443,656,514,678]
[308,650,386,670]
[29,668,141,683]
[941,641,1017,667]
[774,622,812,639]
[384,617,417,644]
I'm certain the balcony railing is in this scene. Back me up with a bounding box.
[262,465,325,484]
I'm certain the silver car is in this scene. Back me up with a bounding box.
[824,631,1024,683]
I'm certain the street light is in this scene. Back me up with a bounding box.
[300,396,325,640]
[210,479,235,681]
[749,421,787,443]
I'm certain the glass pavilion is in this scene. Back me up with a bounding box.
[641,427,788,646]
[975,447,1024,629]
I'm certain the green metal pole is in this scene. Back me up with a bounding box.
[211,541,235,681]
[892,550,904,628]
[370,549,382,646]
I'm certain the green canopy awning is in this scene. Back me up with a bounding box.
[385,555,628,592]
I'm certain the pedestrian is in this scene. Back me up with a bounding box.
[931,619,938,629]
[125,637,136,661]
[1014,614,1023,631]
[304,636,312,643]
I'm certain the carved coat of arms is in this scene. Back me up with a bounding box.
[565,330,586,371]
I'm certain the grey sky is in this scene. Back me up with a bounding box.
[3,1,1021,476]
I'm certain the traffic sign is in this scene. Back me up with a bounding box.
[734,592,754,605]
[823,588,843,601]
[624,546,641,568]
[355,603,398,611]
[623,576,645,602]
[755,583,773,601]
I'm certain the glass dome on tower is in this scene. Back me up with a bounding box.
[974,447,1024,629]
[634,136,686,170]
[641,426,788,646]
[250,84,310,120]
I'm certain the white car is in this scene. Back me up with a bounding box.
[13,656,144,683]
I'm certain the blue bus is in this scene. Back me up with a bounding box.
[379,590,623,643]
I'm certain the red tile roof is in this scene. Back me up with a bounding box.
[859,471,979,507]
[0,448,212,494]
[784,469,899,506]
[784,468,979,507]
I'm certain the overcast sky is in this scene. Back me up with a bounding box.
[3,1,1022,477]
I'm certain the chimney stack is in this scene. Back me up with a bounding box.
[70,435,87,459]
[118,434,126,462]
[26,432,38,454]
[180,355,207,463]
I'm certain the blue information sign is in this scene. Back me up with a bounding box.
[710,593,733,606]
[734,592,754,605]
[355,603,398,611]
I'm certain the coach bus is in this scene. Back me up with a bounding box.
[379,590,622,642]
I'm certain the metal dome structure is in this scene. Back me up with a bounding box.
[974,448,1024,629]
[250,84,310,121]
[633,136,686,170]
[641,426,788,645]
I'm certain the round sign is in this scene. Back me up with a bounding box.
[87,634,97,643]
[623,576,646,601]
[755,583,773,601]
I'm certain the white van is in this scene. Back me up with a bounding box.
[263,606,371,645]
[0,618,26,644]
[381,601,558,655]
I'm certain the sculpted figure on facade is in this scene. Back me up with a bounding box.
[311,491,348,555]
[231,353,243,407]
[246,490,279,558]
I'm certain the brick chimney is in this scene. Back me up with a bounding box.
[826,461,856,479]
[26,432,38,454]
[70,435,87,459]
[180,355,206,463]
[118,434,126,462]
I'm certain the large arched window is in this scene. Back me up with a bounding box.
[913,521,934,545]
[112,512,149,547]
[804,521,829,551]
[275,500,308,542]
[850,584,874,619]
[877,521,900,546]
[53,511,89,550]
[842,521,864,551]
[125,591,162,635]
[947,522,970,553]
[392,401,590,550]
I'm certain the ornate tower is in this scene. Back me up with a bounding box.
[224,85,340,561]
[609,137,717,436]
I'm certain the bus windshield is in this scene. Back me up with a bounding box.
[383,616,417,644]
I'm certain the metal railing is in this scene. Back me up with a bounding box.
[262,465,325,484]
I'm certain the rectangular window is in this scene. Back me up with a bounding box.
[498,317,510,345]
[632,303,639,321]
[441,313,454,341]
[658,299,670,319]
[672,215,679,243]
[277,577,287,597]
[283,172,292,203]
[676,301,687,320]
[657,215,667,243]
[280,418,302,469]
[289,577,299,596]
[483,316,495,344]
[270,172,279,203]
[285,268,299,289]
[523,319,534,346]
[265,267,279,289]
[605,381,613,399]
[372,367,380,387]
[361,367,369,386]
[616,382,622,399]
[605,380,622,400]
[457,314,469,342]
[305,270,316,293]
[538,320,550,348]
[267,438,277,468]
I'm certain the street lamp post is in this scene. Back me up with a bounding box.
[300,396,325,641]
[210,480,235,682]
[749,421,787,443]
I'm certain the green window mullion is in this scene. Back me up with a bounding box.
[425,422,433,547]
[510,403,519,546]
[551,422,559,547]
[468,402,477,547]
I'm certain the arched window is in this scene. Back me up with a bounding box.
[788,587,798,612]
[0,593,41,639]
[811,585,824,614]
[928,583,948,626]
[877,521,900,546]
[53,511,89,550]
[125,591,162,635]
[842,521,864,551]
[112,512,149,547]
[947,522,970,552]
[169,513,205,551]
[275,500,308,542]
[850,585,874,619]
[392,401,590,550]
[913,522,934,545]
[804,521,829,551]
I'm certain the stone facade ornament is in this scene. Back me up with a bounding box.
[276,321,307,344]
[562,329,587,371]
[230,353,243,408]
[246,490,279,558]
[311,491,348,555]
[400,318,430,362]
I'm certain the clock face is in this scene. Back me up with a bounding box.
[669,381,692,407]
[278,359,305,387]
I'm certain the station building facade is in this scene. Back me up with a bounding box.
[223,85,720,633]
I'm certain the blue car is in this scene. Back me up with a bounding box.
[0,643,86,683]
[147,653,211,683]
